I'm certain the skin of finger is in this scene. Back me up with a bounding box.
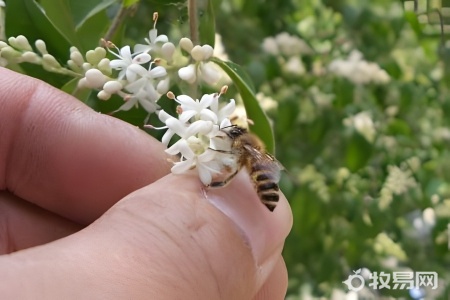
[0,68,171,225]
[0,173,291,299]
[253,256,289,300]
[0,191,82,254]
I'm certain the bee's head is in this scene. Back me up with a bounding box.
[222,125,247,139]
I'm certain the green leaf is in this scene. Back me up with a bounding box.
[211,57,275,153]
[198,0,215,47]
[123,0,140,7]
[40,0,114,52]
[404,11,422,38]
[39,0,81,49]
[5,0,71,60]
[68,0,117,29]
[345,132,372,172]
[76,9,111,51]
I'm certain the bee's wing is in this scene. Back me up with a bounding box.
[243,144,282,182]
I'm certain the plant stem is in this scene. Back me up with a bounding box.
[188,0,199,45]
[102,5,131,44]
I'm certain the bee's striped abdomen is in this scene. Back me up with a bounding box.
[250,162,280,212]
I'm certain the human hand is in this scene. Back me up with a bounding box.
[0,68,292,299]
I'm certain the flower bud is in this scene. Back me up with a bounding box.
[103,80,123,94]
[97,58,112,75]
[70,50,84,66]
[94,47,107,58]
[42,54,62,69]
[21,51,41,64]
[82,62,93,72]
[161,42,175,62]
[85,68,107,88]
[1,46,22,59]
[201,45,214,60]
[67,60,83,73]
[191,45,204,61]
[85,50,97,65]
[157,78,170,94]
[35,39,48,55]
[179,37,194,53]
[77,77,87,88]
[97,90,111,100]
[15,35,33,51]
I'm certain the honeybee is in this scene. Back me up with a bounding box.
[210,125,282,212]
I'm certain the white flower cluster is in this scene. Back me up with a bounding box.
[262,32,312,77]
[153,89,237,185]
[262,32,312,57]
[343,111,376,143]
[0,35,78,73]
[78,13,223,114]
[329,50,390,85]
[379,165,417,210]
[0,13,225,116]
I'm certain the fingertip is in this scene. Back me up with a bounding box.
[253,256,289,300]
[206,170,293,265]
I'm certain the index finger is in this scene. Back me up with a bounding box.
[0,68,171,224]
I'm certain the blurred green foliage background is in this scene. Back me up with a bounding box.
[4,0,450,298]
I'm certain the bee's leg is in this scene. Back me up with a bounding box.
[208,148,232,154]
[209,169,239,188]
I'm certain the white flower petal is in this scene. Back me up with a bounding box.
[159,110,172,122]
[178,64,197,83]
[119,45,132,58]
[198,149,218,161]
[199,109,218,123]
[176,95,196,107]
[125,77,146,93]
[149,29,158,43]
[109,59,127,69]
[186,120,213,136]
[116,98,138,112]
[134,44,152,54]
[133,52,151,64]
[220,118,232,128]
[139,98,159,113]
[127,64,147,77]
[209,94,219,112]
[200,62,221,85]
[171,159,194,174]
[198,165,212,185]
[166,117,188,136]
[179,110,197,123]
[199,93,215,108]
[149,66,167,78]
[167,139,195,159]
[161,129,174,146]
[219,99,236,119]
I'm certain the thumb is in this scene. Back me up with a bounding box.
[0,171,292,299]
[104,170,293,299]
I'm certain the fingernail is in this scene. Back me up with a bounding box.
[206,170,292,265]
